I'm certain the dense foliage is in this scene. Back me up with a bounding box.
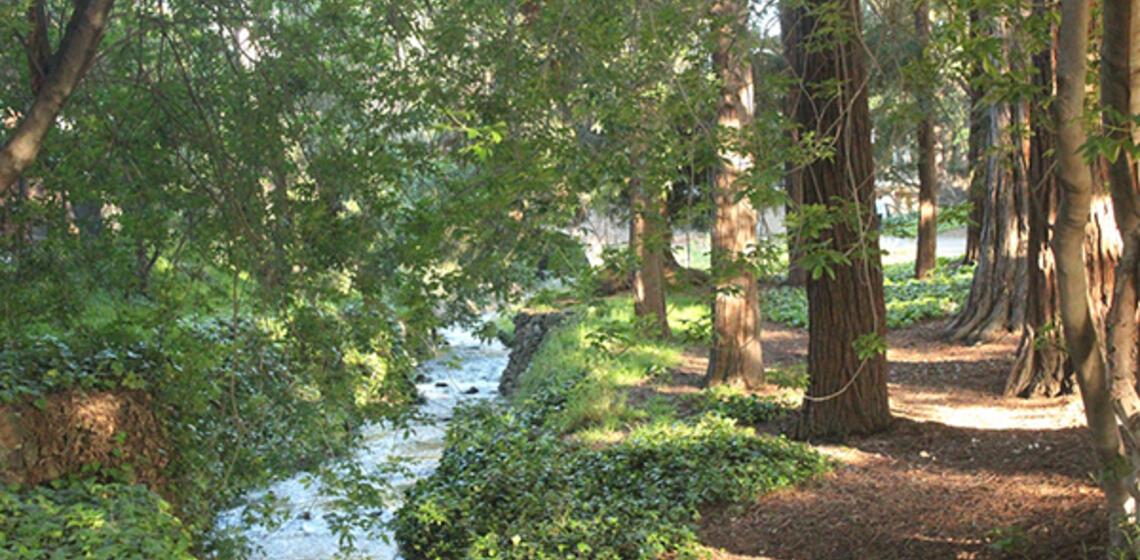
[0,306,419,552]
[396,405,824,559]
[694,387,795,425]
[0,479,193,559]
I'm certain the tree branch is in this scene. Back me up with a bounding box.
[0,0,115,194]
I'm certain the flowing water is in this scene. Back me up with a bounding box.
[218,328,508,559]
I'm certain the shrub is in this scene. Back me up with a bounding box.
[694,387,794,425]
[0,304,423,556]
[0,479,194,559]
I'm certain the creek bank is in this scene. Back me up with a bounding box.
[393,296,828,559]
[0,389,166,488]
[218,327,509,559]
[497,310,569,397]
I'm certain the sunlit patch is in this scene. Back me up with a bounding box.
[891,388,1086,430]
[814,444,882,467]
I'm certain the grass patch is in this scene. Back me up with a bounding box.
[515,297,701,434]
[880,203,974,238]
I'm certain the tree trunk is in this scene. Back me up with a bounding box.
[1103,0,1140,237]
[947,35,1031,343]
[706,0,763,389]
[963,8,985,266]
[1005,2,1122,399]
[1007,6,1068,397]
[1100,0,1140,547]
[780,0,807,287]
[0,0,115,195]
[914,0,938,279]
[789,0,890,438]
[1055,0,1137,547]
[630,177,671,338]
[1104,228,1140,554]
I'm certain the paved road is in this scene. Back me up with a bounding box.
[879,228,968,265]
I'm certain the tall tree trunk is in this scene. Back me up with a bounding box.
[947,22,1031,343]
[1100,0,1140,547]
[963,8,985,266]
[1055,0,1138,547]
[630,176,671,338]
[780,0,807,287]
[914,0,939,279]
[1103,0,1140,237]
[0,0,115,195]
[1006,2,1121,399]
[789,0,890,438]
[1007,7,1069,397]
[706,0,763,389]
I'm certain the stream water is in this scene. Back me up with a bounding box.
[218,328,508,559]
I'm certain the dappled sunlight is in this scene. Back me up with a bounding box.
[813,444,882,467]
[887,340,1019,365]
[3,0,1118,556]
[572,427,628,448]
[694,320,1106,558]
[890,386,1087,431]
[760,326,808,344]
[75,393,123,438]
[701,429,1103,559]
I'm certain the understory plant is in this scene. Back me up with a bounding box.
[764,258,974,329]
[393,309,828,559]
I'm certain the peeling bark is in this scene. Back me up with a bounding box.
[1055,0,1135,548]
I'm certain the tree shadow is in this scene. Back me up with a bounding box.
[698,415,1105,560]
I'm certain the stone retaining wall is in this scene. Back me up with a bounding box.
[498,311,568,396]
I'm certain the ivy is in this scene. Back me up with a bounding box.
[0,480,194,560]
[763,258,975,329]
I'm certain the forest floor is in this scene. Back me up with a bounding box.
[648,320,1104,559]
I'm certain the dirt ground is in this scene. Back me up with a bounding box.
[677,320,1105,560]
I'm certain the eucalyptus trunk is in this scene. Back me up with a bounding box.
[1055,0,1136,548]
[706,0,763,389]
[789,0,890,438]
[1005,0,1121,399]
